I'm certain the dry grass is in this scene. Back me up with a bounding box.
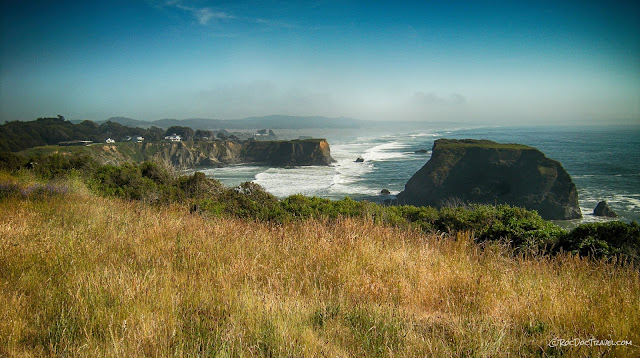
[1,183,639,357]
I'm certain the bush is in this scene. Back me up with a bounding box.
[197,182,279,219]
[557,221,640,264]
[421,205,563,251]
[0,152,29,171]
[140,162,172,185]
[89,163,158,200]
[30,153,98,179]
[178,171,224,199]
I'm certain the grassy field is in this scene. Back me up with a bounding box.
[1,177,639,357]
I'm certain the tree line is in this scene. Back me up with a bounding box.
[0,116,223,152]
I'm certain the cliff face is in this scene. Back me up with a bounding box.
[93,139,333,169]
[143,141,243,168]
[241,139,334,166]
[396,139,582,220]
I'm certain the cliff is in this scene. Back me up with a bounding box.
[87,139,333,168]
[241,139,334,166]
[396,139,582,220]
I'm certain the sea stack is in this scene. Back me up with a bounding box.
[593,201,617,217]
[395,139,582,220]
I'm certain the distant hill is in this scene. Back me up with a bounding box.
[103,115,365,130]
[104,117,151,128]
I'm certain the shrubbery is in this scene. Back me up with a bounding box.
[555,221,640,263]
[1,153,638,265]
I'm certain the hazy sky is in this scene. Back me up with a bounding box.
[1,0,639,124]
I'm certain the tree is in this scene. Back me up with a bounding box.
[195,129,213,141]
[165,126,195,141]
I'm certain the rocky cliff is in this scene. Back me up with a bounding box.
[93,139,333,168]
[241,139,334,166]
[395,139,582,220]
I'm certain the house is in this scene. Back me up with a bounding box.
[105,138,115,143]
[123,136,144,143]
[164,134,182,142]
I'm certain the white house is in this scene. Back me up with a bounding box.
[164,134,182,142]
[105,138,115,143]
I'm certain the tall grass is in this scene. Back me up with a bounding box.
[1,182,639,357]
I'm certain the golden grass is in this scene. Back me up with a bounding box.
[1,183,639,357]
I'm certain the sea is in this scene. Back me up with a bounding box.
[198,124,640,226]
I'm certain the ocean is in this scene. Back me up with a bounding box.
[199,124,640,225]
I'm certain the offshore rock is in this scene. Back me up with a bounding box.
[396,139,582,220]
[593,201,617,217]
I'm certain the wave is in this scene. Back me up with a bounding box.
[200,165,265,187]
[254,167,335,197]
[362,141,408,162]
[612,194,640,211]
[409,132,441,138]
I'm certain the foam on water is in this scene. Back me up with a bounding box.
[200,165,265,187]
[254,166,335,197]
[362,141,408,162]
[612,194,640,211]
[409,132,441,138]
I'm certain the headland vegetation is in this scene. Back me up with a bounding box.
[1,147,639,356]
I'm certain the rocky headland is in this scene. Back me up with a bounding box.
[395,139,582,220]
[87,139,334,168]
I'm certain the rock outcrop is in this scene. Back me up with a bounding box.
[144,141,243,168]
[396,139,582,220]
[594,201,617,217]
[241,139,334,166]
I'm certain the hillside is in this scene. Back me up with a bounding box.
[1,173,639,356]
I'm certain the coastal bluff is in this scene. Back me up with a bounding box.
[396,139,582,220]
[93,139,334,168]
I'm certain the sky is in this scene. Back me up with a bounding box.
[1,0,639,125]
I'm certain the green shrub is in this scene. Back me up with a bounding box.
[89,163,158,200]
[31,153,98,179]
[140,162,172,185]
[557,221,640,264]
[428,205,563,251]
[0,152,29,171]
[177,171,224,199]
[197,182,278,219]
